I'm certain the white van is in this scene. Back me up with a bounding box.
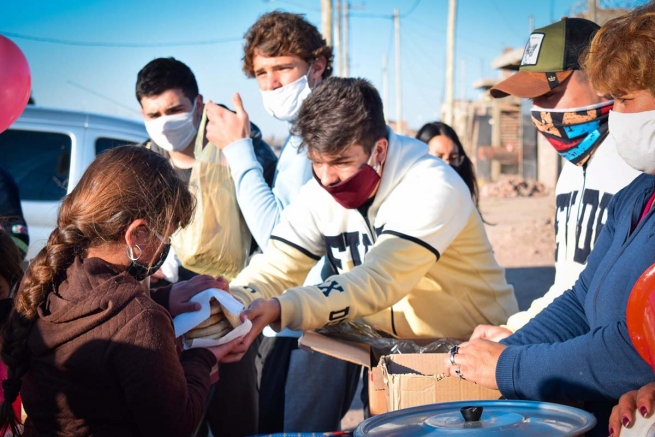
[0,106,148,259]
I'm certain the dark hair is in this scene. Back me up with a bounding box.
[0,146,194,435]
[0,229,23,299]
[136,57,199,104]
[243,11,333,80]
[416,122,479,208]
[291,77,388,156]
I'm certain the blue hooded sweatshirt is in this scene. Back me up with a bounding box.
[497,173,655,436]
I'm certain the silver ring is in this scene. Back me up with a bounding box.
[455,366,464,380]
[449,345,459,365]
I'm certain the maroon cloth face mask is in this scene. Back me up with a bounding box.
[313,164,381,209]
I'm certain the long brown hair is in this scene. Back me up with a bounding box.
[0,146,194,435]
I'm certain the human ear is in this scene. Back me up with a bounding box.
[124,219,149,248]
[374,139,389,166]
[195,94,204,112]
[310,56,327,85]
[193,94,204,125]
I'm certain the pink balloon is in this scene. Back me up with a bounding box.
[0,35,31,134]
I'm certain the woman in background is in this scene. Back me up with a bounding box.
[416,121,480,208]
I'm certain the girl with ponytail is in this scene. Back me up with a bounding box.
[0,146,243,436]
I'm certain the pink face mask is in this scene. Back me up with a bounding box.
[313,160,381,209]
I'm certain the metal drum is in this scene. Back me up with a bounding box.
[355,400,597,436]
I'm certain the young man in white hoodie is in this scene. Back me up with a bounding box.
[227,77,518,366]
[471,18,641,342]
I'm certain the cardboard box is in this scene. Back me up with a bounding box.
[380,353,501,412]
[298,330,388,416]
[298,331,501,416]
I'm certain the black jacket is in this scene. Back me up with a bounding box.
[0,165,29,258]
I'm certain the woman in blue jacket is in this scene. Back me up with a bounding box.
[444,4,655,437]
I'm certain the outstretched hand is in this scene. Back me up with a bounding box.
[205,94,251,150]
[219,298,282,362]
[207,336,247,364]
[168,275,229,317]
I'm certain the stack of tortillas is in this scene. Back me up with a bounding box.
[185,298,241,341]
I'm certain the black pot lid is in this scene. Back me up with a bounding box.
[355,400,597,437]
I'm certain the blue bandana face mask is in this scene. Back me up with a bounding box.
[531,101,613,166]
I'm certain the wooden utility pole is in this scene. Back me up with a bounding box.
[394,9,403,134]
[321,0,333,46]
[459,58,466,102]
[343,1,349,77]
[588,0,597,23]
[335,0,342,76]
[382,53,389,122]
[444,0,457,126]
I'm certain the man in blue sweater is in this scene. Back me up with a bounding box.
[205,12,360,434]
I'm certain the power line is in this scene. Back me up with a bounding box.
[489,1,524,40]
[400,0,423,18]
[66,80,142,115]
[350,12,392,19]
[1,31,242,47]
[261,0,321,12]
[271,0,321,11]
[402,20,488,61]
[351,0,422,20]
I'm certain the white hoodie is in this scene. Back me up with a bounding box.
[231,128,518,339]
[504,135,641,331]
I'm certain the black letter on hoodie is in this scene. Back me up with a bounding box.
[329,307,349,321]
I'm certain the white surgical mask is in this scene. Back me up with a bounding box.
[260,68,312,121]
[609,109,655,174]
[144,98,198,152]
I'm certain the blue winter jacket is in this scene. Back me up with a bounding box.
[497,173,655,433]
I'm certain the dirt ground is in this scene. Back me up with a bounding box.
[340,192,558,431]
[482,192,556,268]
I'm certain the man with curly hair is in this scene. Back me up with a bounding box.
[205,12,360,434]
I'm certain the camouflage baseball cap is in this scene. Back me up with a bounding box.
[490,18,600,99]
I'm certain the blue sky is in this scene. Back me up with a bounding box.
[0,0,645,139]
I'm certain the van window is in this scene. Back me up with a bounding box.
[95,137,137,156]
[0,129,72,201]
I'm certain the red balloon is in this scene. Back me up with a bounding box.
[627,262,655,370]
[0,35,31,134]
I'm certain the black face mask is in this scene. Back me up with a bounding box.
[0,298,13,325]
[126,243,171,282]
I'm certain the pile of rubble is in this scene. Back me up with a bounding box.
[480,175,548,198]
